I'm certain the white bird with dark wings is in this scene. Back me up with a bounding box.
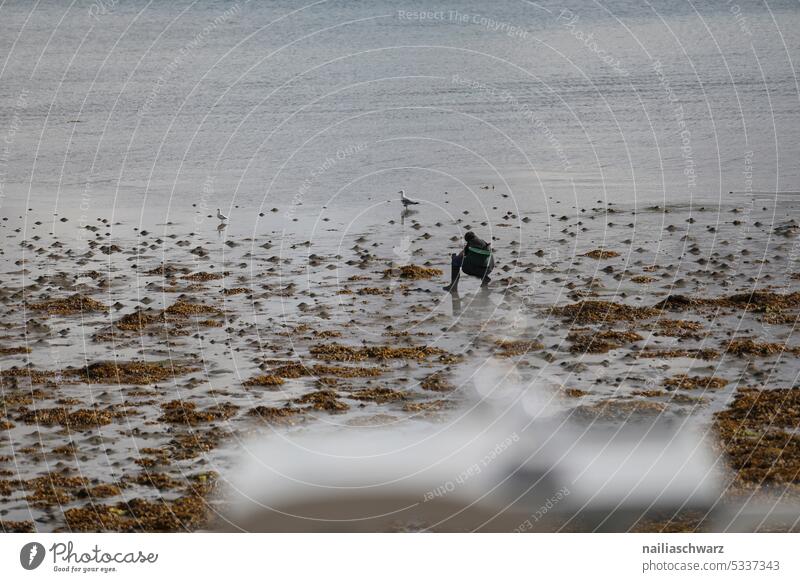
[398,190,420,207]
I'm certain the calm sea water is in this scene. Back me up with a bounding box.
[0,0,798,217]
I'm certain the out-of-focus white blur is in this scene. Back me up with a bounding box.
[219,375,736,532]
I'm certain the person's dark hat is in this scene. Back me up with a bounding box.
[464,231,476,241]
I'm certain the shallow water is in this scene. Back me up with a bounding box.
[0,0,798,215]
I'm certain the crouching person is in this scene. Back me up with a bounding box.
[443,231,495,292]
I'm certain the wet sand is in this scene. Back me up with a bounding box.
[1,194,799,532]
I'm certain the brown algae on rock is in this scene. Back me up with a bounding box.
[715,387,800,485]
[28,293,108,315]
[493,339,545,357]
[631,275,658,284]
[63,494,213,532]
[567,329,642,353]
[0,346,31,355]
[16,407,115,429]
[248,406,305,425]
[636,348,720,360]
[81,361,197,384]
[382,265,443,280]
[652,319,704,339]
[181,271,226,282]
[551,300,658,324]
[242,374,285,387]
[723,338,800,357]
[259,362,384,379]
[664,375,729,390]
[159,400,237,425]
[164,300,224,317]
[656,291,800,313]
[347,387,408,403]
[583,249,621,259]
[293,390,350,412]
[420,372,454,392]
[310,343,449,362]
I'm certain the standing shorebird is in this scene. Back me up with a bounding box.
[399,190,420,207]
[216,208,228,221]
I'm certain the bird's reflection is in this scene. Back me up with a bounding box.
[400,207,417,224]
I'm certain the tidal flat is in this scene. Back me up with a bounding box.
[1,197,799,532]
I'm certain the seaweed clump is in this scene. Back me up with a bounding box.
[293,390,350,412]
[0,346,31,356]
[0,521,35,533]
[181,272,226,282]
[664,375,728,390]
[1,361,195,386]
[0,367,60,384]
[348,387,408,403]
[159,400,238,425]
[383,265,443,280]
[357,287,392,296]
[420,373,454,392]
[561,388,589,398]
[76,483,123,499]
[114,310,166,331]
[494,339,544,357]
[242,374,285,387]
[81,361,197,384]
[583,249,620,259]
[631,275,658,284]
[144,263,188,278]
[714,387,800,485]
[653,319,704,339]
[310,343,448,362]
[28,293,108,315]
[723,338,800,358]
[655,291,800,319]
[248,406,305,426]
[551,300,658,324]
[636,348,719,360]
[313,330,342,339]
[164,300,223,317]
[403,399,453,413]
[166,429,226,460]
[63,494,212,532]
[260,362,384,379]
[567,329,642,354]
[17,407,114,429]
[108,302,223,336]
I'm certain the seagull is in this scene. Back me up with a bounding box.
[399,190,419,207]
[216,208,228,221]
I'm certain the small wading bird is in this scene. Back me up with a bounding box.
[217,208,228,221]
[399,190,420,207]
